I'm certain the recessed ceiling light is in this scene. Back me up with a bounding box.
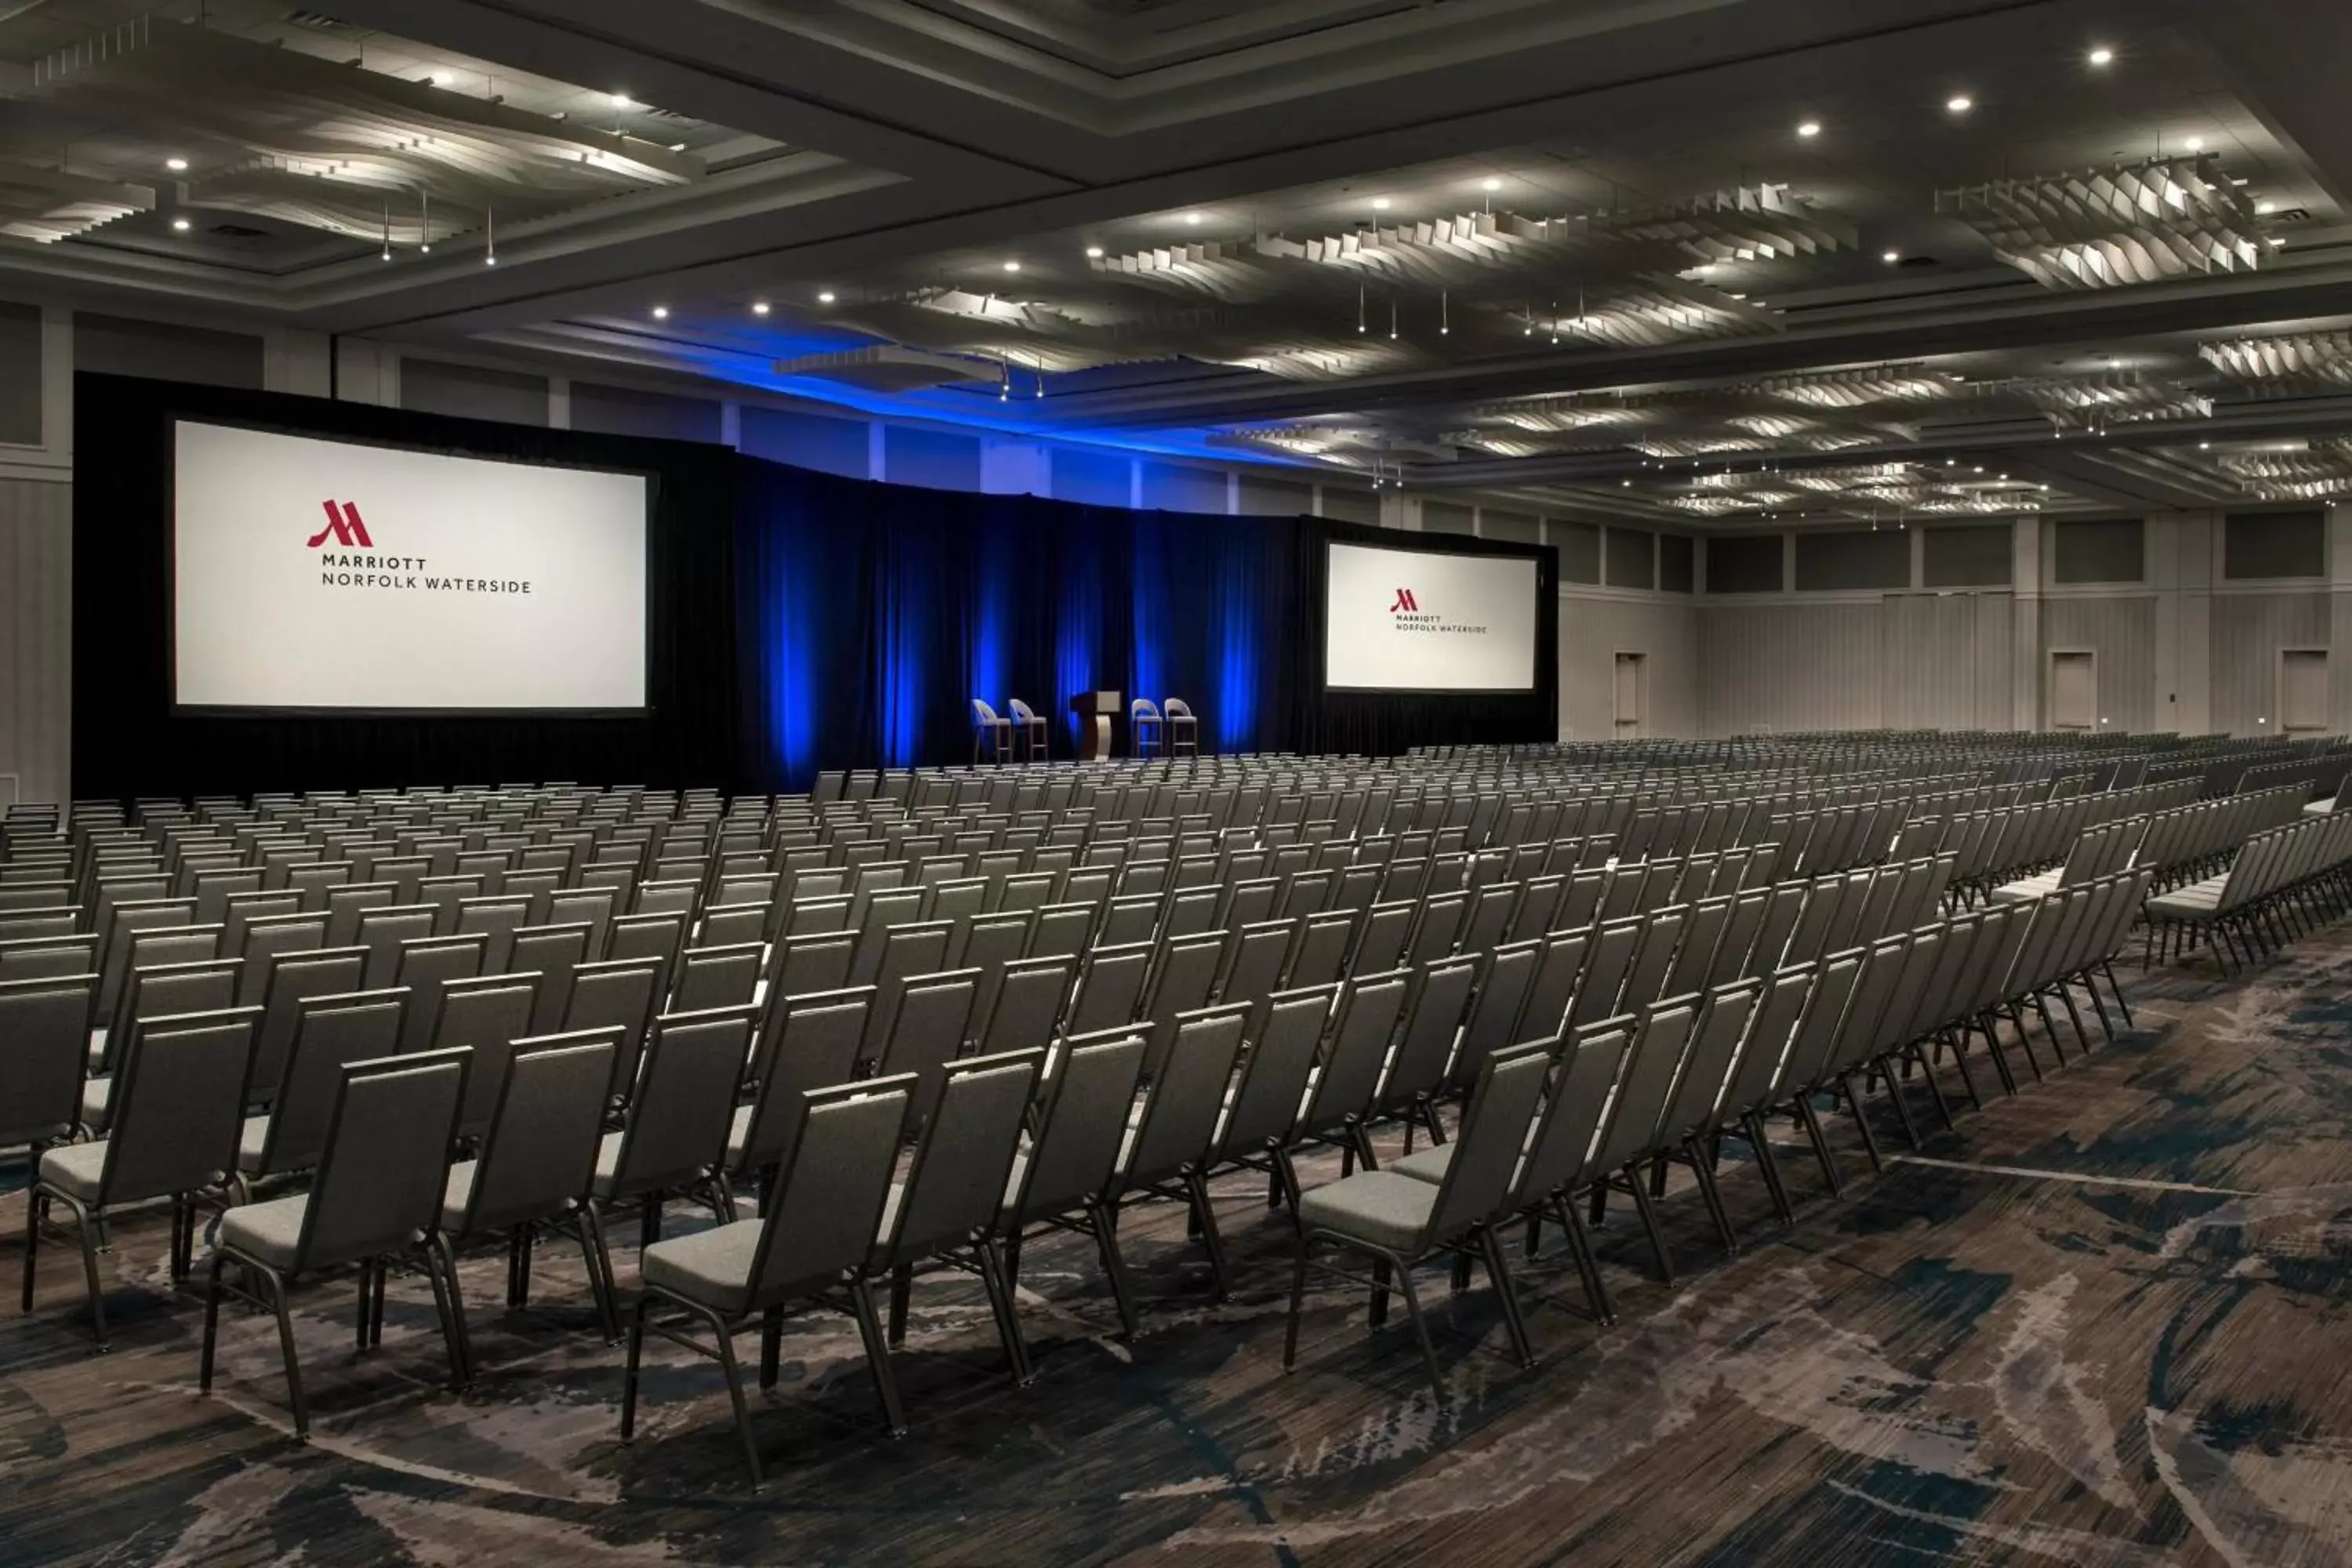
[1182,212,1202,226]
[610,93,633,108]
[1002,260,1021,272]
[1482,178,1501,191]
[2088,46,2114,67]
[1946,94,1974,114]
[818,290,835,303]
[165,156,187,172]
[2200,441,2212,449]
[752,301,770,316]
[2184,135,2205,151]
[171,217,190,231]
[1084,245,1103,258]
[668,141,686,153]
[1882,249,1900,263]
[2257,200,2278,215]
[652,305,668,319]
[1371,197,1392,209]
[430,71,452,87]
[1797,121,1821,139]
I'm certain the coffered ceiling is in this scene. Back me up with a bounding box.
[6,0,2352,524]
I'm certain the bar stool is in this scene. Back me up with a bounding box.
[1006,699,1050,763]
[1163,698,1200,757]
[1130,698,1164,760]
[971,699,1014,765]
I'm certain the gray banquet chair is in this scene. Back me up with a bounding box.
[201,1048,472,1439]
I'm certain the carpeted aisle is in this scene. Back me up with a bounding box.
[6,937,2352,1566]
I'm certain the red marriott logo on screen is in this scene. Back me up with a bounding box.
[307,499,374,550]
[1388,588,1420,613]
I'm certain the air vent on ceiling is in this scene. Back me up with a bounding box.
[209,223,270,239]
[284,9,361,31]
[2271,207,2314,224]
[771,345,997,393]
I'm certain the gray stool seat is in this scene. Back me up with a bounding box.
[641,1218,762,1310]
[1295,1169,1441,1254]
[34,1141,107,1203]
[218,1193,309,1269]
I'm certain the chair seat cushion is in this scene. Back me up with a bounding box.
[586,1130,625,1198]
[38,1140,108,1203]
[724,1102,752,1164]
[1390,1143,1453,1185]
[2304,800,2336,817]
[1297,1170,1438,1254]
[1992,871,2061,903]
[443,1159,477,1232]
[78,1076,111,1127]
[641,1218,761,1311]
[220,1193,309,1270]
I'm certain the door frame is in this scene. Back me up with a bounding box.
[1610,649,1646,739]
[2047,646,2098,731]
[2277,645,2330,734]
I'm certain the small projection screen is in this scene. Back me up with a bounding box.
[172,419,650,712]
[1322,538,1542,693]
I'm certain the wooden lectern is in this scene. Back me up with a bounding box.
[1069,690,1122,762]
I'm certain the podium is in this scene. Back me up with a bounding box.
[1069,690,1121,762]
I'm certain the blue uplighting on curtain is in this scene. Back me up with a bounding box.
[1213,538,1261,752]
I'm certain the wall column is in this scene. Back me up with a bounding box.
[2012,515,2042,730]
[2330,504,2352,733]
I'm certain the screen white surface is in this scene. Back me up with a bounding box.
[1323,541,1540,691]
[172,420,649,711]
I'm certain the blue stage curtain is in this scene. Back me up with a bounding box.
[733,459,1554,793]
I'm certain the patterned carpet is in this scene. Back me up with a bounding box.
[8,933,2352,1566]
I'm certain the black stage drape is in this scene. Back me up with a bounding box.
[71,375,1555,799]
[71,373,741,800]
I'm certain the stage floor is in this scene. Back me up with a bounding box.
[6,938,2352,1566]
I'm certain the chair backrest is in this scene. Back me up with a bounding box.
[1214,985,1332,1157]
[561,956,662,1105]
[1138,927,1226,1079]
[96,1006,262,1206]
[236,914,327,1005]
[512,923,593,1033]
[1719,962,1818,1117]
[1005,1031,1145,1223]
[971,698,1001,725]
[979,955,1070,1054]
[391,933,488,1054]
[1570,915,1643,1029]
[0,972,96,1147]
[1163,698,1193,720]
[736,985,874,1174]
[294,1049,469,1272]
[873,967,982,1130]
[434,973,540,1138]
[1772,946,1870,1095]
[118,960,241,1060]
[1518,1015,1634,1197]
[1427,1041,1556,1238]
[1588,995,1701,1174]
[355,905,437,989]
[671,942,763,1014]
[876,1047,1041,1268]
[1117,1003,1248,1192]
[1130,698,1161,723]
[1297,968,1410,1137]
[260,988,410,1176]
[453,1033,616,1236]
[1064,941,1152,1036]
[605,1004,757,1200]
[747,1076,914,1305]
[1653,978,1765,1148]
[249,946,368,1105]
[1376,956,1479,1116]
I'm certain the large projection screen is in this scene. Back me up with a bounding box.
[172,419,650,712]
[1323,539,1541,692]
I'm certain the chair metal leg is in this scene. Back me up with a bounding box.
[759,1305,783,1390]
[1621,1166,1677,1286]
[1389,1258,1446,1400]
[975,1237,1033,1387]
[20,1187,42,1313]
[1684,1138,1740,1255]
[1942,1031,1984,1112]
[431,1234,471,1388]
[1839,1075,1888,1172]
[262,1265,309,1442]
[1281,1233,1311,1371]
[62,1196,107,1352]
[1740,1113,1797,1228]
[1087,1201,1140,1341]
[887,1263,912,1347]
[704,1309,764,1488]
[1367,1254,1392,1328]
[2102,962,2135,1029]
[583,1205,621,1345]
[198,1253,226,1394]
[847,1276,908,1437]
[1794,1095,1845,1196]
[575,1213,620,1345]
[1477,1227,1537,1369]
[1552,1196,1616,1324]
[1181,1169,1232,1301]
[619,1297,648,1442]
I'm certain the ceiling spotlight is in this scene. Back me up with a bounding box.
[668,141,686,153]
[1084,245,1103,258]
[1182,211,1203,226]
[1371,197,1392,210]
[610,93,634,108]
[752,301,770,316]
[2184,135,2205,151]
[2200,441,2212,449]
[430,71,452,87]
[165,156,188,172]
[1946,94,1974,114]
[1482,177,1501,191]
[817,290,836,303]
[1002,260,1021,272]
[652,305,668,319]
[171,217,190,231]
[1797,121,1821,139]
[1882,249,1900,263]
[2257,200,2278,215]
[2088,46,2114,67]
